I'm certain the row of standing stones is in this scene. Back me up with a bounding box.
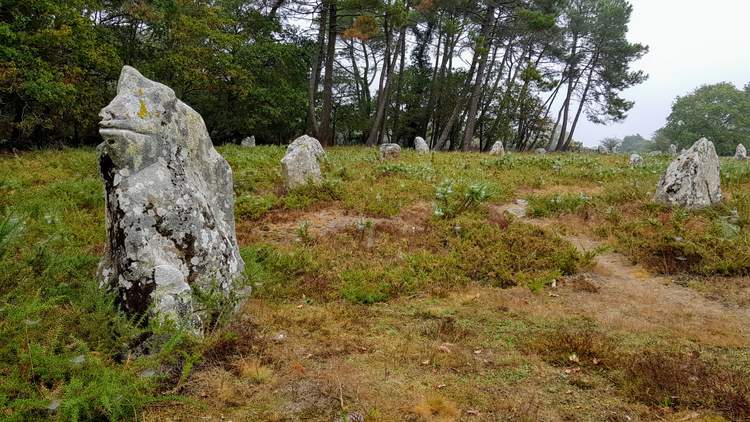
[97,66,728,337]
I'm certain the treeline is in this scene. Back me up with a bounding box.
[600,82,750,156]
[1,0,647,151]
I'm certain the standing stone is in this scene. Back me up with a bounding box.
[654,138,722,210]
[535,148,547,155]
[414,137,430,154]
[281,142,322,190]
[597,145,609,154]
[629,153,644,168]
[241,136,255,147]
[489,141,505,156]
[287,135,326,161]
[379,143,401,160]
[668,144,678,155]
[612,145,620,154]
[735,144,747,160]
[97,66,245,333]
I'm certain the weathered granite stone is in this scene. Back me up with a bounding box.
[668,144,678,155]
[281,142,322,190]
[97,66,245,333]
[287,135,326,161]
[535,148,546,155]
[629,153,643,168]
[241,136,255,147]
[735,144,747,160]
[379,143,401,160]
[414,137,429,153]
[489,141,505,156]
[597,145,609,154]
[654,138,722,210]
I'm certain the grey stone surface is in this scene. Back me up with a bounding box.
[489,141,505,156]
[379,143,401,160]
[241,136,255,147]
[735,144,747,160]
[648,151,662,156]
[654,138,722,210]
[629,153,643,168]
[414,136,429,153]
[281,141,322,190]
[668,144,678,155]
[535,148,546,155]
[287,135,326,161]
[97,66,245,333]
[597,145,609,154]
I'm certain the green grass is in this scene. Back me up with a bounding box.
[2,146,750,420]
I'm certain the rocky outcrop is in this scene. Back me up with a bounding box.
[241,136,255,147]
[629,153,643,168]
[597,145,609,154]
[414,137,429,154]
[653,138,722,210]
[668,144,678,155]
[97,66,245,333]
[379,143,401,160]
[489,141,505,156]
[281,140,322,190]
[735,144,747,160]
[535,148,546,155]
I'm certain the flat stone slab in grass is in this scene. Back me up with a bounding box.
[97,66,245,333]
[379,143,401,160]
[654,138,721,210]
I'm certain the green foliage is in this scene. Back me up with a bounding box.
[433,179,492,219]
[0,0,309,146]
[660,83,750,155]
[527,193,592,217]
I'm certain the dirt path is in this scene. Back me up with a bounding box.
[491,202,750,347]
[242,199,749,346]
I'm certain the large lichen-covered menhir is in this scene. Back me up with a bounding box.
[98,66,245,333]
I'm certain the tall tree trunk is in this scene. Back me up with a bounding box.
[434,49,478,151]
[319,0,337,146]
[390,35,407,145]
[307,1,328,137]
[564,52,598,149]
[461,7,496,151]
[555,33,579,151]
[366,21,404,146]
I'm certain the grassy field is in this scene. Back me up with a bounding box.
[1,146,749,421]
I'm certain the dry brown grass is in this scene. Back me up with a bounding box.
[412,395,460,421]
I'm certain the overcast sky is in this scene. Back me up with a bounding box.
[575,0,750,147]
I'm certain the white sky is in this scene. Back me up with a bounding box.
[576,0,750,146]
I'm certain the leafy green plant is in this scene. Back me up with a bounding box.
[433,179,492,219]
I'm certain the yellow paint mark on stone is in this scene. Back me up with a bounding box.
[138,100,149,119]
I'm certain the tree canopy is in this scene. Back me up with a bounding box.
[0,0,648,151]
[659,82,750,156]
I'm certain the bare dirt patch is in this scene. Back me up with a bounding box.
[237,201,433,245]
